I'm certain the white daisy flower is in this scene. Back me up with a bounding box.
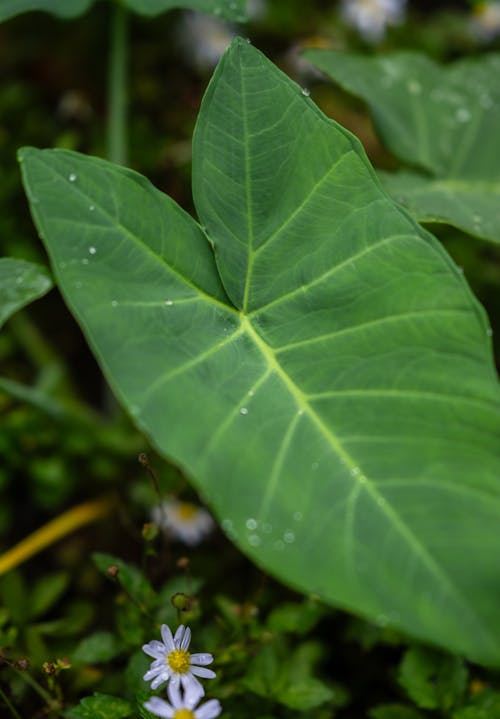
[144,681,222,719]
[143,624,215,696]
[470,2,500,42]
[340,0,407,42]
[152,499,215,546]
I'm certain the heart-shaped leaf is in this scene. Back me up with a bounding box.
[0,257,52,329]
[19,39,500,666]
[0,0,246,21]
[302,50,500,243]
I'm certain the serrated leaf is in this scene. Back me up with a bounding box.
[65,693,133,719]
[0,258,52,329]
[19,39,500,666]
[0,0,246,22]
[303,50,500,243]
[398,646,467,711]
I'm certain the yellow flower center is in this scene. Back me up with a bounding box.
[176,503,198,521]
[167,648,191,674]
[173,710,195,719]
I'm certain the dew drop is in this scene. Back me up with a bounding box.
[455,107,471,123]
[293,511,303,521]
[165,300,174,306]
[248,534,261,547]
[222,518,233,532]
[487,327,493,337]
[59,261,66,269]
[248,389,255,397]
[262,522,273,534]
[89,205,95,212]
[301,87,311,97]
[350,466,361,477]
[273,540,285,551]
[68,173,77,182]
[75,281,82,289]
[82,258,89,265]
[88,246,96,255]
[240,407,248,415]
[311,461,319,470]
[407,80,422,95]
[246,518,258,530]
[284,530,295,543]
[111,300,118,308]
[297,409,304,416]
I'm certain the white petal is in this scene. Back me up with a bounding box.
[167,681,183,709]
[143,667,163,681]
[143,640,167,659]
[190,653,213,666]
[190,666,216,679]
[181,672,204,698]
[160,624,175,652]
[180,625,191,650]
[144,697,174,719]
[195,699,222,719]
[151,672,169,690]
[173,624,185,647]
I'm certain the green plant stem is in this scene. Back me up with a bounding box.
[107,1,129,165]
[0,687,22,719]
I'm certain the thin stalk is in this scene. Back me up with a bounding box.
[0,687,22,719]
[107,1,129,165]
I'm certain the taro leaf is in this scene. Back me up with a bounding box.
[19,39,500,666]
[0,257,52,329]
[0,0,246,21]
[123,0,246,21]
[0,0,94,20]
[302,50,500,243]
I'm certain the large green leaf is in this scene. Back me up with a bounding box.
[0,0,246,21]
[19,39,500,666]
[0,0,93,20]
[302,50,500,243]
[0,257,52,329]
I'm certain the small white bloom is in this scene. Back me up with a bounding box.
[340,0,407,42]
[152,498,214,546]
[143,624,215,696]
[145,681,222,719]
[470,2,500,42]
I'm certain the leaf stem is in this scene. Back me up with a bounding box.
[107,1,129,166]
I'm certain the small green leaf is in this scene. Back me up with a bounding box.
[29,571,70,620]
[370,704,426,719]
[92,553,155,605]
[72,631,123,663]
[0,258,52,329]
[303,49,500,243]
[267,598,326,635]
[398,646,467,711]
[65,693,133,719]
[278,677,335,711]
